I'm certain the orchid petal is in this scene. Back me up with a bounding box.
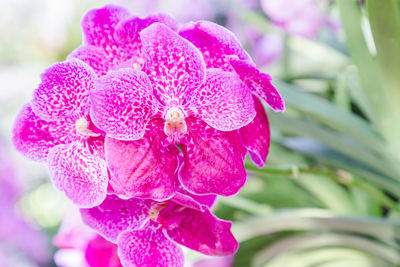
[230,57,285,111]
[141,23,206,104]
[90,68,156,140]
[114,14,179,66]
[68,45,112,76]
[85,235,122,267]
[48,141,108,208]
[190,69,255,131]
[179,20,251,71]
[176,189,217,209]
[80,195,153,243]
[31,59,96,121]
[12,104,77,162]
[105,120,179,200]
[179,118,247,196]
[239,97,270,167]
[170,192,203,211]
[158,204,238,256]
[81,5,131,54]
[117,225,184,267]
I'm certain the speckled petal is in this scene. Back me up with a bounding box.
[31,59,96,121]
[81,5,131,54]
[48,141,108,208]
[239,97,270,167]
[68,45,112,76]
[12,104,77,162]
[158,204,238,256]
[179,118,247,196]
[170,192,203,211]
[80,195,153,243]
[90,68,156,140]
[230,58,285,111]
[176,189,217,209]
[190,69,255,131]
[114,14,179,66]
[179,20,251,71]
[185,192,217,209]
[117,225,184,267]
[141,23,206,104]
[105,120,178,200]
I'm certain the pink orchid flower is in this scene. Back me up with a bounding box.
[80,193,236,267]
[70,5,284,200]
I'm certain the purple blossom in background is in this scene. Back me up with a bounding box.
[193,255,234,267]
[80,193,237,266]
[0,141,50,266]
[261,0,338,38]
[251,33,283,67]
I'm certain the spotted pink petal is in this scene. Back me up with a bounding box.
[81,5,131,54]
[229,57,285,111]
[179,118,247,196]
[12,104,77,162]
[48,141,108,208]
[90,68,156,140]
[158,204,238,256]
[141,23,206,104]
[85,235,122,267]
[68,45,112,76]
[105,120,179,200]
[114,14,179,66]
[170,192,203,211]
[190,69,256,131]
[117,225,184,267]
[31,59,96,122]
[177,188,217,209]
[185,192,217,209]
[239,97,270,167]
[179,20,251,71]
[80,195,153,243]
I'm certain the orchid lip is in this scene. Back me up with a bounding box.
[164,106,187,138]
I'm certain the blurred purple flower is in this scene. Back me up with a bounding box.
[0,142,50,265]
[251,33,283,67]
[193,255,234,267]
[261,0,337,38]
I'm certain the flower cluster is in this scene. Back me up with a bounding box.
[12,4,284,266]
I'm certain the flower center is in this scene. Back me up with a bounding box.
[75,117,100,137]
[164,107,187,139]
[149,202,167,221]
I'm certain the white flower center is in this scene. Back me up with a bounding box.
[75,117,100,137]
[164,107,187,139]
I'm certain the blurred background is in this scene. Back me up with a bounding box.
[1,0,400,266]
